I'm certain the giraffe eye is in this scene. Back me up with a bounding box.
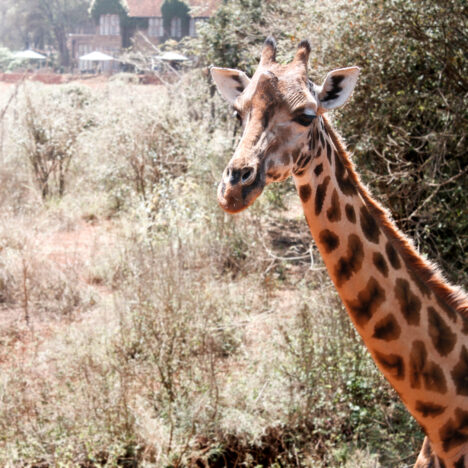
[233,110,243,123]
[293,112,316,126]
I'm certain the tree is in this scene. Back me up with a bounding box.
[320,0,468,283]
[161,0,189,39]
[89,0,127,22]
[0,0,89,67]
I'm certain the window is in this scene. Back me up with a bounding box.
[170,17,182,38]
[148,17,164,37]
[189,18,196,37]
[99,14,120,36]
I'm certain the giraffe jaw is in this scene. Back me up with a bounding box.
[217,169,266,214]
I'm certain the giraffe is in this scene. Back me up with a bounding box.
[211,38,468,468]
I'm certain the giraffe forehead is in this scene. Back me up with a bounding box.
[239,67,315,113]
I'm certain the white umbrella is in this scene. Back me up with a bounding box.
[14,50,46,59]
[155,51,188,62]
[79,51,115,61]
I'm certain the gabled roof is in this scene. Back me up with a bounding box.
[126,0,220,18]
[126,0,163,17]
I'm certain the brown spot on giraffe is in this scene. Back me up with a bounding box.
[360,205,380,244]
[267,171,281,180]
[451,346,468,396]
[415,401,446,418]
[436,295,458,324]
[385,241,401,270]
[439,408,468,453]
[373,252,389,277]
[373,313,401,341]
[408,267,432,298]
[334,152,357,196]
[345,203,356,223]
[291,148,300,163]
[326,140,332,162]
[299,184,312,203]
[313,163,323,177]
[296,152,311,170]
[427,307,456,357]
[346,276,386,327]
[326,189,341,222]
[410,340,426,389]
[335,234,364,287]
[395,278,421,326]
[373,350,405,380]
[409,340,448,394]
[293,151,312,176]
[314,175,330,215]
[319,229,340,253]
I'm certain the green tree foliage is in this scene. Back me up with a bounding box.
[89,0,128,23]
[0,0,90,67]
[161,0,189,38]
[0,47,23,71]
[323,0,468,284]
[197,0,269,74]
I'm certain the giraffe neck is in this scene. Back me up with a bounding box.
[292,115,468,467]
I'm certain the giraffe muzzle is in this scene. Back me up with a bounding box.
[218,164,265,213]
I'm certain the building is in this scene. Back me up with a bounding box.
[69,0,220,72]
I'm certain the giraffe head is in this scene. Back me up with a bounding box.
[211,38,360,213]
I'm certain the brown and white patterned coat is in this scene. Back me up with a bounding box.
[211,38,468,468]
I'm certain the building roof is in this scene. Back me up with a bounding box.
[126,0,163,17]
[126,0,220,18]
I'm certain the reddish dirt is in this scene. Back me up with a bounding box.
[46,220,112,269]
[0,220,115,365]
[0,72,162,87]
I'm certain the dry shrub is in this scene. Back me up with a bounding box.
[0,221,94,320]
[13,83,91,200]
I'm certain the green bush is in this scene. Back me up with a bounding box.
[322,0,467,284]
[0,46,24,71]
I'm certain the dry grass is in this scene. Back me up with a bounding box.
[0,75,421,467]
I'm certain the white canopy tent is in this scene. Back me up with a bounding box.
[14,50,46,60]
[78,51,117,73]
[79,51,115,61]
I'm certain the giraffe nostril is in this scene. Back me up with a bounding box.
[241,167,255,185]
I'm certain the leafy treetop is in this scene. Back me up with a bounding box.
[89,0,128,23]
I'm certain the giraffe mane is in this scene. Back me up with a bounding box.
[322,115,468,319]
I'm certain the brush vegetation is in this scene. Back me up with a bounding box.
[0,0,466,466]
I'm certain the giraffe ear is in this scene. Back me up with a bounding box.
[317,67,360,110]
[210,67,251,105]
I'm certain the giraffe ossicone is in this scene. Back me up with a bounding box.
[211,38,468,468]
